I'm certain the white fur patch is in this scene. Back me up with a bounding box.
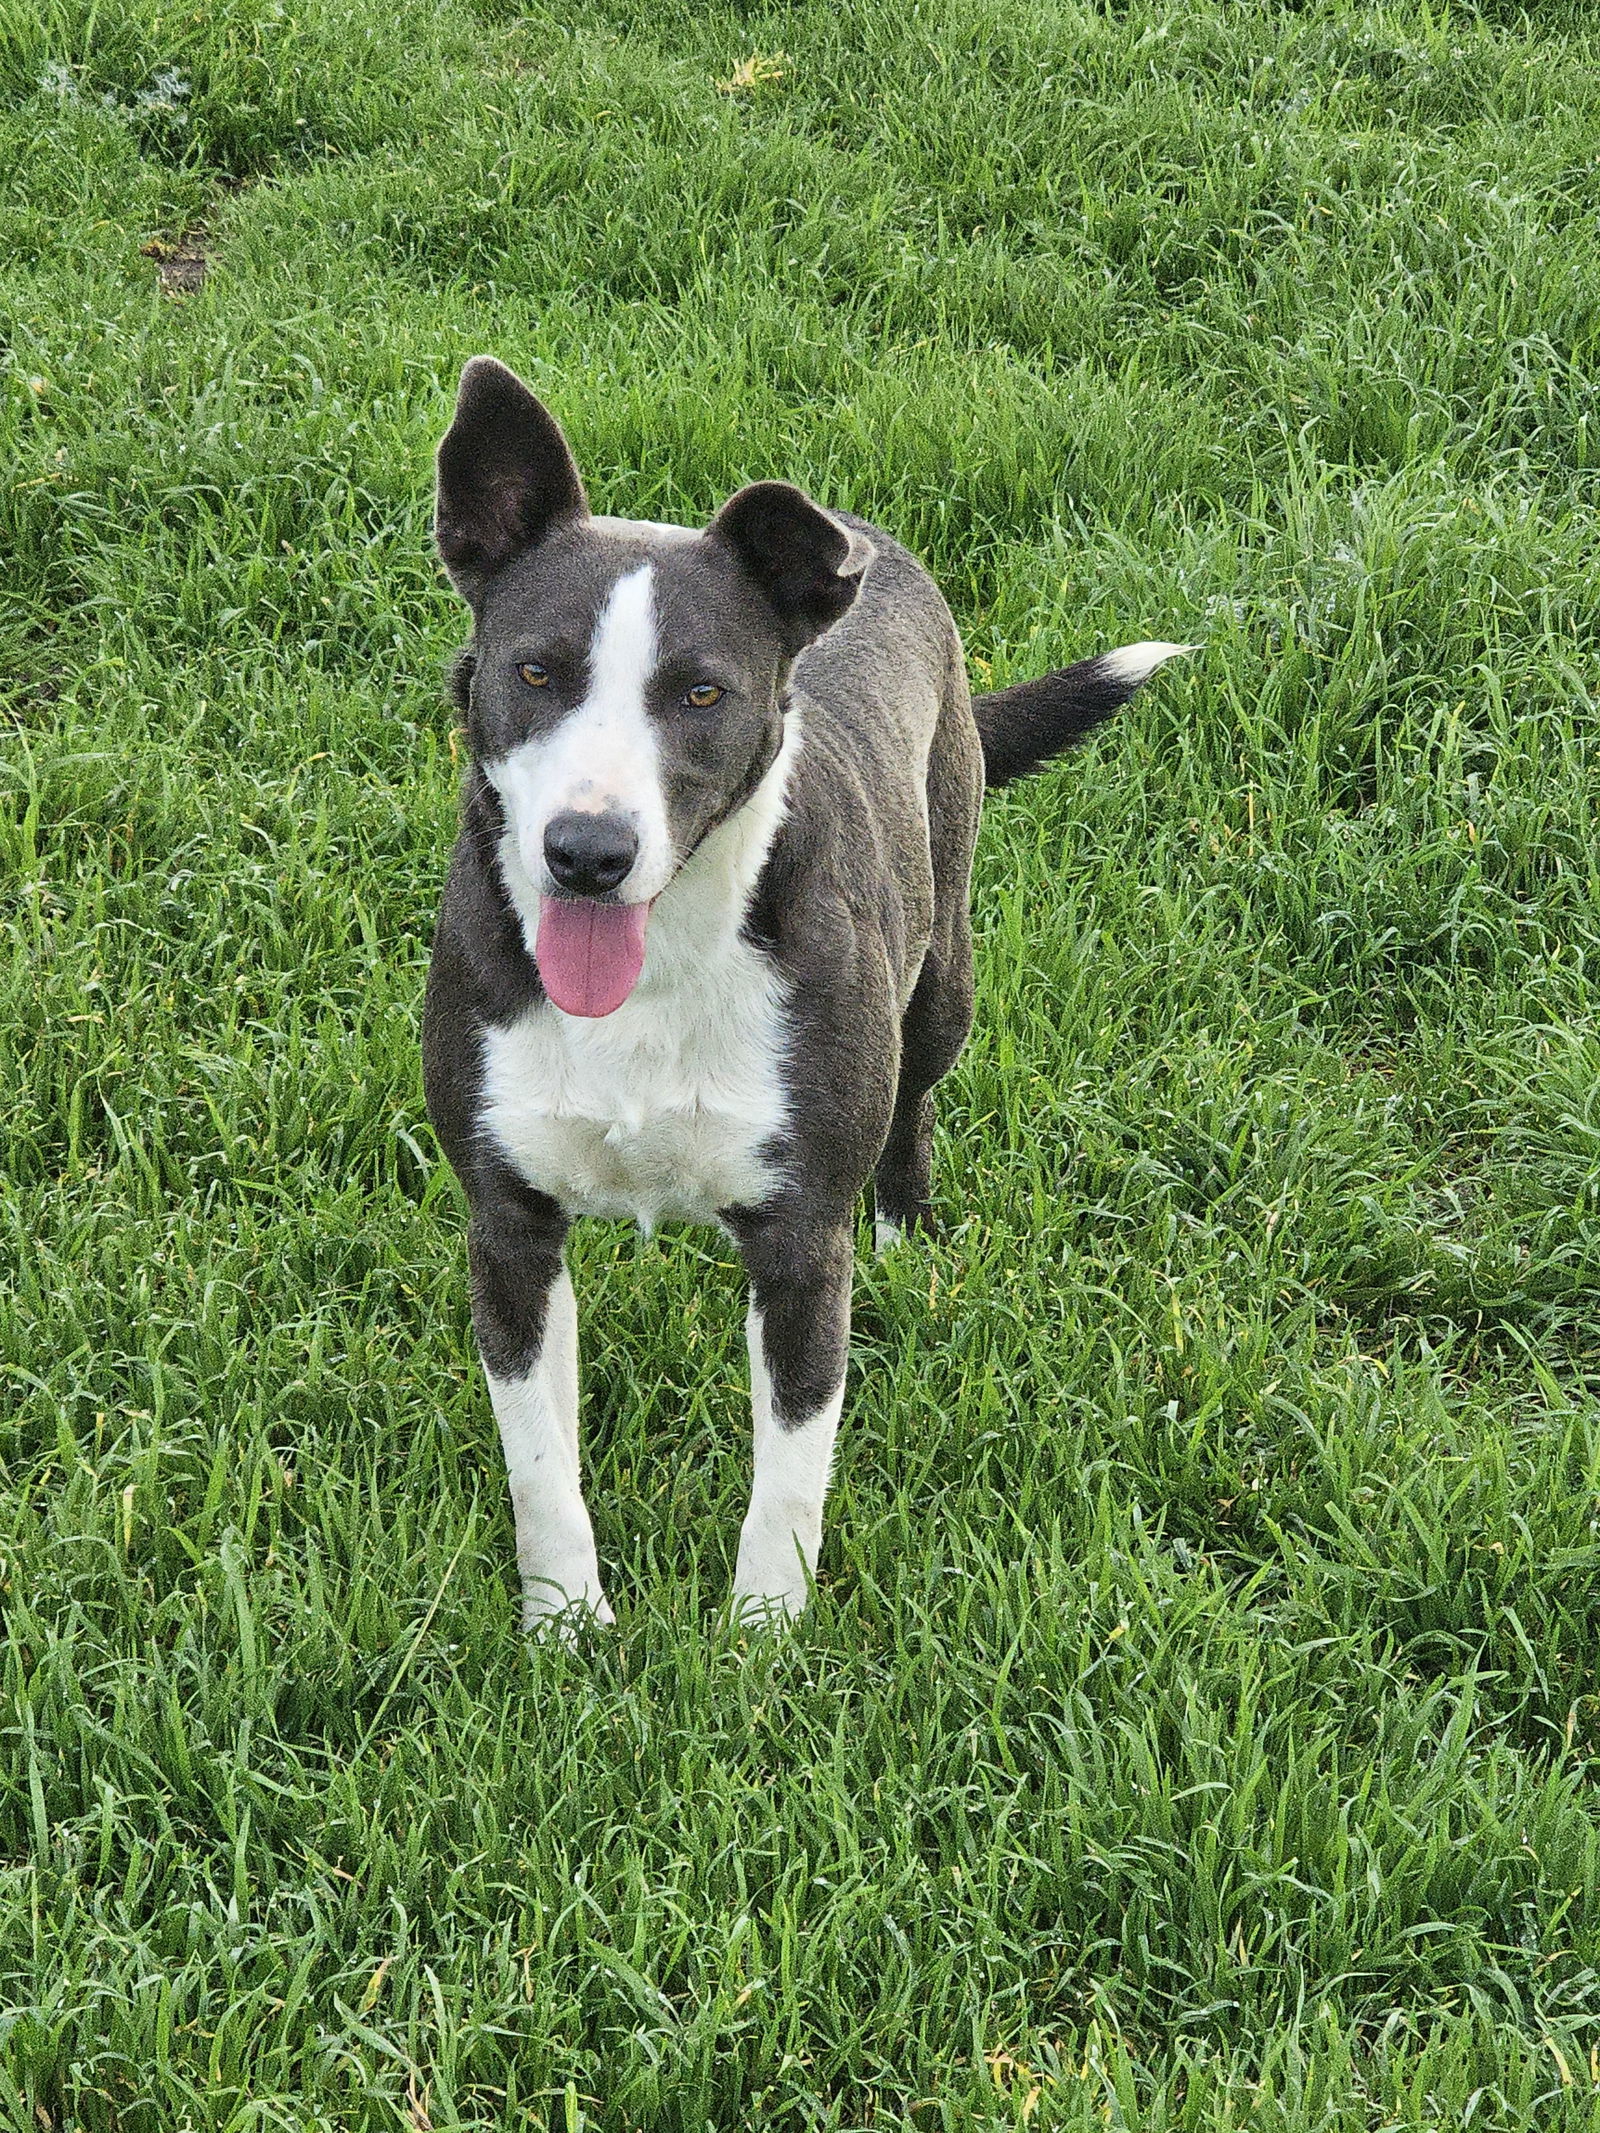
[479,720,799,1230]
[486,561,675,914]
[1096,640,1199,687]
[484,1267,612,1629]
[732,1300,846,1620]
[873,1216,905,1255]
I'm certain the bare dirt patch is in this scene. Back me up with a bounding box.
[140,236,208,294]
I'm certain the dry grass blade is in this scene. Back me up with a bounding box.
[716,50,788,93]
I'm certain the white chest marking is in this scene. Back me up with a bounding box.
[479,724,798,1229]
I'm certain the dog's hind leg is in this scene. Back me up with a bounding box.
[469,1169,612,1632]
[873,1086,933,1250]
[724,1206,854,1621]
[874,648,981,1251]
[872,931,974,1249]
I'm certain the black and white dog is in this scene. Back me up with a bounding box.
[422,357,1191,1628]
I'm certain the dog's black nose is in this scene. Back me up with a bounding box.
[543,811,639,896]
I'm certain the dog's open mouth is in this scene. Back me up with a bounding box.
[535,895,651,1018]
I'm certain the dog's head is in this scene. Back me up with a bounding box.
[436,357,869,1015]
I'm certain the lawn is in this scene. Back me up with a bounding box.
[4,0,1600,2125]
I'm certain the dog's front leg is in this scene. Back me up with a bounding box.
[469,1172,611,1631]
[726,1208,854,1621]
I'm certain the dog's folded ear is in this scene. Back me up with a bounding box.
[708,481,872,654]
[436,357,588,602]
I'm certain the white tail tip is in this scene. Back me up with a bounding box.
[1096,640,1201,687]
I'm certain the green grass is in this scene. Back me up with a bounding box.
[4,0,1600,2124]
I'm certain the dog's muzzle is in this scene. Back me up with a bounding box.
[542,810,639,898]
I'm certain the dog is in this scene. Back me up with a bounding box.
[422,356,1192,1628]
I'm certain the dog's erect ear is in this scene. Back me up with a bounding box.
[435,357,588,602]
[707,481,871,654]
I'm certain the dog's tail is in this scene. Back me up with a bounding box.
[973,640,1196,790]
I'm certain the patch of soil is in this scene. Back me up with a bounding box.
[140,236,208,294]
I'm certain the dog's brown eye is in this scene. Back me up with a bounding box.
[685,683,723,708]
[518,662,549,688]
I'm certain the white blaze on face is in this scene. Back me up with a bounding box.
[486,562,673,906]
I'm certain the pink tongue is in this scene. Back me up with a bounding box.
[535,896,650,1017]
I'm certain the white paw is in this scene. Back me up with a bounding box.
[522,1582,615,1640]
[873,1215,905,1255]
[730,1541,813,1625]
[730,1583,808,1628]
